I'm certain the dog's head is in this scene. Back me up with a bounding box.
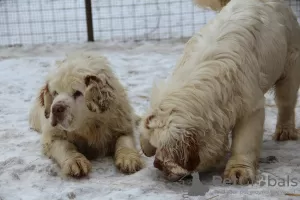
[38,82,89,132]
[140,109,229,181]
[139,107,202,181]
[139,80,229,181]
[38,53,115,132]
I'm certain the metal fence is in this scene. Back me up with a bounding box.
[0,0,299,47]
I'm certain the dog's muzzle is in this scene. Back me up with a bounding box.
[51,103,66,126]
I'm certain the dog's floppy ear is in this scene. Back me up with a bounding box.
[38,83,53,119]
[174,129,200,171]
[84,74,116,113]
[161,129,200,172]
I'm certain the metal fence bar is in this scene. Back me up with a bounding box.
[85,0,94,42]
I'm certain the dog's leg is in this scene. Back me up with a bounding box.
[273,59,300,141]
[42,130,91,177]
[84,75,116,113]
[224,108,264,185]
[114,135,144,174]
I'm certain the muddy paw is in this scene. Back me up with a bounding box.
[62,155,91,177]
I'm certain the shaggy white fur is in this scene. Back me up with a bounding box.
[29,52,143,177]
[139,0,300,184]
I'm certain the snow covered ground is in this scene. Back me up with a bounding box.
[0,41,300,200]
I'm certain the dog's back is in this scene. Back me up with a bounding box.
[173,0,300,93]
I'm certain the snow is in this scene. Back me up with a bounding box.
[0,41,300,200]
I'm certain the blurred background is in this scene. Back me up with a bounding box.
[0,0,300,47]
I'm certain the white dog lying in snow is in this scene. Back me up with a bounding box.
[29,52,143,177]
[139,0,300,184]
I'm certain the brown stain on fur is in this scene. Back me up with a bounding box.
[153,157,163,171]
[173,131,200,171]
[38,84,49,107]
[157,130,201,172]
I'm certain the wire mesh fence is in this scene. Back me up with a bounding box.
[290,0,300,19]
[0,0,299,47]
[0,0,87,46]
[91,0,216,42]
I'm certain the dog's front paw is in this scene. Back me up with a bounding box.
[84,75,115,113]
[223,161,256,185]
[115,149,144,174]
[62,155,91,177]
[273,126,298,141]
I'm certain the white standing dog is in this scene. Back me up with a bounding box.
[29,52,143,177]
[139,0,300,184]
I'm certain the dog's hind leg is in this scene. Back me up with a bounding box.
[273,51,300,141]
[114,135,144,174]
[224,107,265,185]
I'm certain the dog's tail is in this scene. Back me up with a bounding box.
[193,0,230,11]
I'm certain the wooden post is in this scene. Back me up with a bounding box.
[85,0,94,42]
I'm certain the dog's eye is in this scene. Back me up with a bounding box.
[73,90,82,98]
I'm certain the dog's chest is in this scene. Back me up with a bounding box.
[72,135,101,159]
[67,128,115,159]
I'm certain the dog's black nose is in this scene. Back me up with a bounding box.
[52,104,66,115]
